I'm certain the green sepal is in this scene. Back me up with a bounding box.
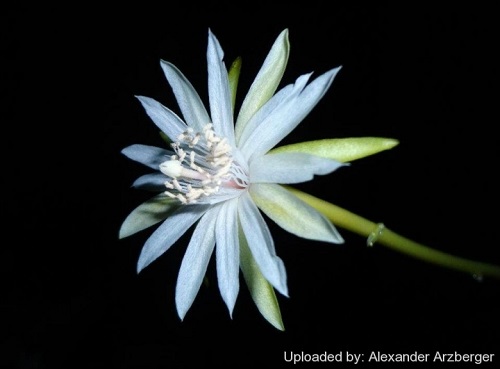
[119,193,179,239]
[269,137,399,163]
[228,57,242,110]
[239,223,285,331]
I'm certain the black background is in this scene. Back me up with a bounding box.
[2,3,499,368]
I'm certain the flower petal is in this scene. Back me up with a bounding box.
[176,206,218,320]
[269,137,400,163]
[240,67,342,161]
[131,173,167,191]
[238,192,288,296]
[249,152,345,184]
[235,29,290,144]
[119,193,178,239]
[160,61,211,132]
[207,29,235,145]
[239,226,284,330]
[250,183,344,243]
[238,72,312,158]
[121,144,171,170]
[135,95,187,141]
[237,83,295,152]
[215,198,239,317]
[137,205,209,273]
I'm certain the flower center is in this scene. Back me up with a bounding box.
[159,124,248,204]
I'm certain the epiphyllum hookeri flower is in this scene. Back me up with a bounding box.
[120,28,345,324]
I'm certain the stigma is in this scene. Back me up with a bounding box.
[159,124,248,204]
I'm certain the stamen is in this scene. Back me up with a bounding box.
[172,178,183,192]
[160,123,249,204]
[165,191,177,199]
[178,148,186,163]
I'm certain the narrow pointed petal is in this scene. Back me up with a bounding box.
[250,183,344,243]
[241,67,342,160]
[237,84,295,151]
[239,226,284,330]
[121,144,171,170]
[238,73,312,158]
[176,206,218,320]
[135,95,187,141]
[207,29,235,145]
[235,29,290,144]
[250,152,346,184]
[269,137,400,163]
[215,199,240,317]
[160,61,211,132]
[119,194,178,239]
[238,193,288,296]
[137,205,209,273]
[131,173,167,191]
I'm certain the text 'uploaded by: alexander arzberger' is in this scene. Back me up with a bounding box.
[283,351,495,364]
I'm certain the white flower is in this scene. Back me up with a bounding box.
[121,29,344,320]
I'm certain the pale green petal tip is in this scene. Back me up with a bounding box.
[243,267,285,331]
[269,137,400,163]
[255,286,285,331]
[239,229,285,331]
[119,195,178,239]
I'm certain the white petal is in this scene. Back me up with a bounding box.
[121,144,171,170]
[240,67,342,161]
[238,73,311,159]
[176,206,219,320]
[207,29,235,145]
[238,193,288,296]
[137,205,209,273]
[131,173,167,191]
[250,152,345,184]
[235,29,290,143]
[215,198,240,317]
[160,61,211,132]
[237,84,295,151]
[135,95,188,141]
[250,183,344,243]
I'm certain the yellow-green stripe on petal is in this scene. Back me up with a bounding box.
[228,57,242,110]
[250,183,344,243]
[235,29,290,143]
[119,194,179,239]
[269,137,399,163]
[239,224,284,331]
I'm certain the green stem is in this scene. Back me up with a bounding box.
[287,186,500,280]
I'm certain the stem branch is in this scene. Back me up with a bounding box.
[287,187,500,279]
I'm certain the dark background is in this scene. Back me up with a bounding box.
[2,4,499,368]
